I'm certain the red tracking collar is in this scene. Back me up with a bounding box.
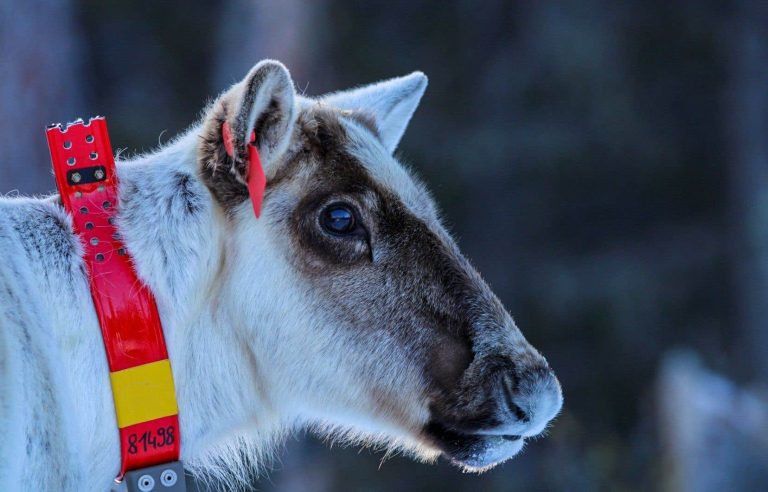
[47,118,181,479]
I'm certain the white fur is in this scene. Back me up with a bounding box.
[322,72,428,153]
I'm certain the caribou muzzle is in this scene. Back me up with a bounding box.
[424,335,563,469]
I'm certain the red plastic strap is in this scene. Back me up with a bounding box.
[221,121,265,217]
[46,118,180,477]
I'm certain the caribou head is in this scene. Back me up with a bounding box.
[179,60,562,474]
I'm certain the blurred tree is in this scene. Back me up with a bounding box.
[727,0,768,384]
[212,0,332,94]
[657,352,768,491]
[78,0,221,149]
[0,0,84,194]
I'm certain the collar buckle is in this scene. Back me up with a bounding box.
[111,461,187,491]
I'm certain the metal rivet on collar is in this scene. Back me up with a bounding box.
[94,169,105,180]
[137,474,155,491]
[71,172,82,183]
[160,468,178,487]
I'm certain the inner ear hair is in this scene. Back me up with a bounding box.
[197,60,297,214]
[199,99,250,214]
[231,61,297,164]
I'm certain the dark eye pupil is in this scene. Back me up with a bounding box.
[322,206,355,234]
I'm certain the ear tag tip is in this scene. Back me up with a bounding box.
[247,145,266,218]
[222,121,265,218]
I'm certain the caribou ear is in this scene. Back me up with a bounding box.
[321,71,427,153]
[200,60,297,212]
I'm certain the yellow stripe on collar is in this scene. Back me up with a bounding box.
[109,359,179,429]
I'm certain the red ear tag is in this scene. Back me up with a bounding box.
[247,144,265,218]
[221,121,265,218]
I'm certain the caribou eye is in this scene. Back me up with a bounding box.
[321,204,357,235]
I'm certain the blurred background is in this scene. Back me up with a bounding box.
[3,1,768,491]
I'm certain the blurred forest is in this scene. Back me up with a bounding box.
[2,1,768,491]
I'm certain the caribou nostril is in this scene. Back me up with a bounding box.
[512,403,529,422]
[501,373,530,423]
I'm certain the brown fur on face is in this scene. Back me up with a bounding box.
[260,105,528,427]
[198,102,250,214]
[198,89,560,469]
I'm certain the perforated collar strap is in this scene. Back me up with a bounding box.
[47,118,183,486]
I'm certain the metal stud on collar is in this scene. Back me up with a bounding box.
[111,462,186,492]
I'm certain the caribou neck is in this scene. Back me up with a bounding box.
[112,128,279,468]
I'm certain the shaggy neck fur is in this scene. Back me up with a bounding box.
[115,128,291,486]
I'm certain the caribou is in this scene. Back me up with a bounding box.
[0,60,563,491]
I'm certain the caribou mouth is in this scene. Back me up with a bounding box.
[424,421,525,470]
